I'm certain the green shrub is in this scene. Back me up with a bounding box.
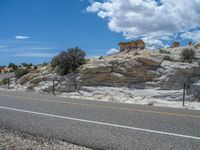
[21,63,32,69]
[42,62,49,66]
[21,63,28,67]
[15,68,30,79]
[0,78,9,85]
[8,63,18,70]
[181,48,195,63]
[163,55,172,61]
[51,47,86,75]
[33,66,38,70]
[99,56,104,60]
[159,49,170,54]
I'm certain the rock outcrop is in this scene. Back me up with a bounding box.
[155,61,200,90]
[77,48,200,101]
[172,42,180,48]
[15,66,77,93]
[78,50,162,87]
[119,40,145,52]
[12,46,200,101]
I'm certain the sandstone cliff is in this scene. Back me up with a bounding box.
[13,45,200,101]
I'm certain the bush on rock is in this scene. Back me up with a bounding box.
[15,68,30,79]
[181,48,195,63]
[51,47,86,75]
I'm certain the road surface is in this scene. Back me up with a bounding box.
[0,90,199,150]
[0,73,15,80]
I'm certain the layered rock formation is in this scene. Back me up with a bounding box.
[119,40,145,52]
[12,45,200,101]
[78,50,162,87]
[16,66,77,93]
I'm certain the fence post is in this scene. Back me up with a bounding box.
[52,78,55,95]
[7,78,10,89]
[183,82,186,107]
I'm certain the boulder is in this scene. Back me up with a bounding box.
[156,61,200,90]
[137,57,162,67]
[187,80,200,101]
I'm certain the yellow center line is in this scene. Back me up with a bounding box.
[0,93,199,119]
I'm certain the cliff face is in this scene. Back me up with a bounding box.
[14,46,200,101]
[78,50,162,87]
[77,47,200,101]
[79,48,199,86]
[119,40,146,51]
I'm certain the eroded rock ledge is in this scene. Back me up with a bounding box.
[14,46,200,101]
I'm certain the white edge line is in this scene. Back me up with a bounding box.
[0,106,200,140]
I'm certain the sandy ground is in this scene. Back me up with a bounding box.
[60,86,200,110]
[0,86,200,110]
[0,128,92,150]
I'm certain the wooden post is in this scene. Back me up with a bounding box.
[7,78,10,89]
[183,82,186,107]
[53,79,55,95]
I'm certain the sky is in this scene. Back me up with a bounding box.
[0,0,200,65]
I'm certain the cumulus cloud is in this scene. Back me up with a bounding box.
[106,48,119,55]
[180,30,200,43]
[15,36,31,40]
[142,38,166,50]
[87,0,200,48]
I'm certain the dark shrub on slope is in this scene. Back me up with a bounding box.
[51,47,86,75]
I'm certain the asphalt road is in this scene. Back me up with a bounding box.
[0,73,15,80]
[0,90,199,150]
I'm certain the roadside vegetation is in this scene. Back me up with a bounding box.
[0,78,9,86]
[159,49,170,54]
[181,48,196,63]
[8,63,18,71]
[0,62,41,80]
[14,68,30,80]
[99,56,104,60]
[51,47,86,75]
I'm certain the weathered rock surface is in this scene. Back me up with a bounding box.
[15,66,77,93]
[60,86,200,110]
[119,40,146,51]
[12,46,200,101]
[78,51,162,87]
[187,80,200,101]
[155,61,200,90]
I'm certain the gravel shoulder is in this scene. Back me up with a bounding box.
[0,128,92,150]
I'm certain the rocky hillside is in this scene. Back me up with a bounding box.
[14,45,200,102]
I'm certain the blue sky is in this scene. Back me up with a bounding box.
[0,0,123,65]
[0,0,200,65]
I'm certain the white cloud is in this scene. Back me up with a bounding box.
[142,37,170,50]
[87,0,200,48]
[180,30,200,43]
[15,53,56,58]
[15,36,31,40]
[106,48,119,55]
